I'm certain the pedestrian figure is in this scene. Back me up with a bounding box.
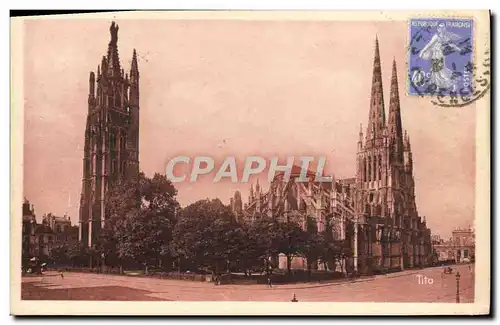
[267,275,272,288]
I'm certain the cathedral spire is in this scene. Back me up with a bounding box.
[249,184,254,202]
[89,71,95,98]
[365,36,386,144]
[357,123,364,151]
[130,49,139,83]
[388,58,404,163]
[107,21,121,77]
[129,49,140,110]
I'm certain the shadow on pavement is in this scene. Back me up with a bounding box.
[21,283,169,301]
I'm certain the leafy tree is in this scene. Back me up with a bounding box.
[181,198,233,222]
[49,243,70,266]
[114,209,148,269]
[106,176,141,223]
[318,216,338,271]
[237,220,270,275]
[103,172,179,272]
[331,239,352,274]
[54,225,80,245]
[67,242,89,267]
[272,220,305,274]
[141,173,179,270]
[171,199,237,275]
[302,216,324,274]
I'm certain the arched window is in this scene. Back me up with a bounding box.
[367,156,372,181]
[110,133,116,150]
[120,134,126,152]
[115,89,121,107]
[92,144,97,171]
[378,155,382,180]
[363,158,367,182]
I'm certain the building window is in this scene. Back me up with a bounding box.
[121,135,126,152]
[363,158,367,182]
[378,155,382,180]
[110,133,116,149]
[464,249,469,258]
[367,157,372,182]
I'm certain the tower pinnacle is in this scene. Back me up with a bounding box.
[107,22,121,77]
[110,21,119,44]
[130,49,139,83]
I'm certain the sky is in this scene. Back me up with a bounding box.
[23,18,476,238]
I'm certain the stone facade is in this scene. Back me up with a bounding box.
[433,228,475,263]
[232,38,433,274]
[21,199,58,259]
[22,198,37,259]
[78,22,140,247]
[42,213,71,233]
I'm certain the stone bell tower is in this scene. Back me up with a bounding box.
[78,22,140,247]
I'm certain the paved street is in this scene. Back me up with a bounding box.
[22,264,474,302]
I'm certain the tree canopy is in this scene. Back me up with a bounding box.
[50,173,352,277]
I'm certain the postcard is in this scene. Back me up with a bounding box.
[10,10,491,316]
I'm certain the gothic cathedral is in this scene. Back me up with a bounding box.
[235,37,432,274]
[78,22,140,247]
[354,37,426,273]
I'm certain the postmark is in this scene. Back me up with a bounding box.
[429,51,490,107]
[408,18,477,105]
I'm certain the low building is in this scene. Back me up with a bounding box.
[433,227,475,264]
[34,222,55,257]
[22,198,37,259]
[22,198,79,261]
[42,213,72,233]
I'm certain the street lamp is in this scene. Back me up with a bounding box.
[455,271,461,303]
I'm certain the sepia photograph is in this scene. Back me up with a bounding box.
[10,10,491,316]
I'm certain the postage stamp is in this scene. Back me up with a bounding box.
[408,18,474,98]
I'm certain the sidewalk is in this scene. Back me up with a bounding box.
[260,265,448,290]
